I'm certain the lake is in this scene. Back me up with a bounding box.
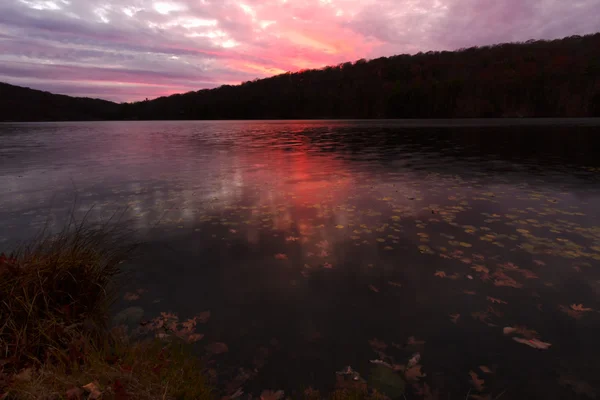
[1,119,600,399]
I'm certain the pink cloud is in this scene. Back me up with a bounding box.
[0,0,598,102]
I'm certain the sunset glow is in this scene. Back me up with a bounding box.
[0,0,598,102]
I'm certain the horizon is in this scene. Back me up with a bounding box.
[1,0,598,103]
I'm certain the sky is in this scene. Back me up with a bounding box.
[0,0,598,103]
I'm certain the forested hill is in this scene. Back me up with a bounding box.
[2,32,600,122]
[0,83,121,122]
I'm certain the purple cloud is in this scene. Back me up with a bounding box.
[0,0,598,102]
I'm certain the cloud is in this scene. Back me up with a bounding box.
[0,0,598,102]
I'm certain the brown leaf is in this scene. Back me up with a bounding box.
[471,265,489,273]
[187,333,204,343]
[479,365,493,374]
[274,253,287,260]
[463,290,476,295]
[405,365,426,382]
[206,342,229,354]
[571,304,593,312]
[368,285,379,293]
[66,387,84,400]
[486,296,507,304]
[407,336,426,346]
[449,314,460,324]
[512,337,551,349]
[469,370,485,392]
[82,381,102,399]
[434,271,447,278]
[260,390,284,400]
[503,326,538,339]
[194,310,211,323]
[559,305,584,319]
[14,368,32,382]
[123,292,140,301]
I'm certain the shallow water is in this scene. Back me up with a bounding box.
[1,120,600,398]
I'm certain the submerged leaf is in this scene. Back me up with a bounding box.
[206,342,229,354]
[368,285,380,293]
[513,337,551,349]
[469,370,485,392]
[449,314,460,324]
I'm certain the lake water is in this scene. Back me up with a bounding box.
[1,120,600,398]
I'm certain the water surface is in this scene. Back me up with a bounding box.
[1,120,600,398]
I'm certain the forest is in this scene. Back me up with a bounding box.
[1,32,599,121]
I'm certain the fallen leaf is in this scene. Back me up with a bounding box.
[187,333,204,343]
[479,365,493,374]
[503,326,538,339]
[206,342,229,354]
[407,353,420,368]
[406,336,426,346]
[368,285,380,293]
[559,305,584,319]
[66,387,84,400]
[471,265,489,273]
[512,337,551,349]
[486,296,507,305]
[434,271,447,278]
[82,382,102,399]
[463,290,476,295]
[123,292,140,301]
[405,365,426,382]
[571,304,593,312]
[274,253,288,260]
[14,368,32,382]
[449,314,460,324]
[197,311,211,323]
[469,371,485,392]
[388,281,402,287]
[260,390,285,400]
[323,262,333,269]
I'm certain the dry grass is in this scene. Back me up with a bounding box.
[0,209,213,399]
[7,328,212,400]
[0,211,138,373]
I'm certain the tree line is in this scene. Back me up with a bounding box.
[2,32,599,121]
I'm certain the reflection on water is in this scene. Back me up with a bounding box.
[1,120,600,398]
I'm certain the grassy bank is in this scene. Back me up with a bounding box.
[0,215,212,399]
